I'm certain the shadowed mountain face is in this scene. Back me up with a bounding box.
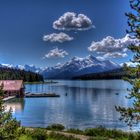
[41,55,120,79]
[0,55,121,79]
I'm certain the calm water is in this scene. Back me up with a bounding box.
[5,80,139,130]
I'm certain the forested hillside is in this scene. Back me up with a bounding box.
[0,67,44,82]
[73,68,131,80]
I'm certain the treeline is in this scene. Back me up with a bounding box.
[73,68,131,80]
[0,67,44,82]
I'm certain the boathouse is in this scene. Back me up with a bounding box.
[0,80,24,97]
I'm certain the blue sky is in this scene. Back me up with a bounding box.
[0,0,135,67]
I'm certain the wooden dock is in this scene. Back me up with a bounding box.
[25,93,60,98]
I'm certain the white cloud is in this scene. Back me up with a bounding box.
[120,61,139,67]
[88,34,140,58]
[43,32,74,43]
[53,12,94,31]
[103,52,128,58]
[44,48,68,58]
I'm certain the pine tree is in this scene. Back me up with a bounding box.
[116,0,140,127]
[0,84,20,140]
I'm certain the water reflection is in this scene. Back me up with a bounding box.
[5,98,25,113]
[4,80,137,130]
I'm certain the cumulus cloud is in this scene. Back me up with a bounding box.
[53,12,94,31]
[44,48,68,58]
[43,32,74,43]
[88,34,140,58]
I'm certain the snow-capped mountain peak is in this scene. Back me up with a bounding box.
[0,55,121,79]
[1,64,14,68]
[42,55,120,79]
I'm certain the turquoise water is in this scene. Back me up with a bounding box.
[5,80,138,130]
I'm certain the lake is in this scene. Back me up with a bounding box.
[4,80,139,130]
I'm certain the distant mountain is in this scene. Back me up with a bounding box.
[0,64,41,73]
[0,55,121,79]
[15,64,42,73]
[0,64,13,68]
[41,55,121,79]
[0,66,44,82]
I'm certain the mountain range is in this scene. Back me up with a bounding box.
[0,55,121,79]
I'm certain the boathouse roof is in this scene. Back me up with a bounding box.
[0,80,24,91]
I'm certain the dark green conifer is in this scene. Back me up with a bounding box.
[116,0,140,127]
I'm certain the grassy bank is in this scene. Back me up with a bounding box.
[19,129,79,140]
[16,124,140,140]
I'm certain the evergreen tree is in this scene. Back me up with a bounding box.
[0,84,20,140]
[116,0,140,127]
[0,67,44,82]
